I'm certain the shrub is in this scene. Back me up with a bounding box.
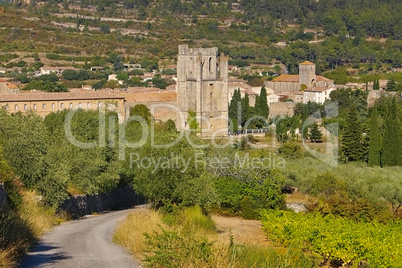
[213,172,285,219]
[308,172,346,196]
[278,141,303,159]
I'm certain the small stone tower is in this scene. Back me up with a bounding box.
[299,61,316,88]
[177,45,229,137]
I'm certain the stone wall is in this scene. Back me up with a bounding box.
[59,186,144,218]
[0,183,8,209]
[265,81,300,94]
[269,102,296,118]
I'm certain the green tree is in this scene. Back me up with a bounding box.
[187,110,199,133]
[241,93,250,128]
[368,107,381,167]
[340,106,364,162]
[130,104,152,124]
[373,78,380,90]
[229,88,241,122]
[229,118,238,134]
[0,111,47,187]
[62,69,78,80]
[309,123,323,143]
[381,98,402,166]
[100,23,110,34]
[259,86,269,119]
[300,105,309,139]
[164,119,176,132]
[386,79,396,91]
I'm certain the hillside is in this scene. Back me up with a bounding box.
[0,0,401,78]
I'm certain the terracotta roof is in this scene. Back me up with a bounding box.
[123,90,177,102]
[272,75,299,82]
[300,61,315,65]
[316,75,332,82]
[0,92,125,102]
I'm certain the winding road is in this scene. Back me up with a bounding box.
[19,209,141,268]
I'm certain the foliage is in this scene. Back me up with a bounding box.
[373,78,380,90]
[309,123,322,143]
[23,80,67,92]
[259,86,269,119]
[277,142,303,159]
[367,106,381,167]
[187,110,199,133]
[127,132,217,209]
[129,104,152,124]
[261,210,402,267]
[307,191,393,223]
[0,190,56,268]
[294,101,324,118]
[274,116,300,142]
[115,207,316,268]
[329,88,368,119]
[163,119,176,132]
[381,98,402,166]
[339,106,364,162]
[284,157,402,218]
[213,168,286,219]
[0,111,47,188]
[229,88,241,123]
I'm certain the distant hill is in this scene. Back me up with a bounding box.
[0,0,401,74]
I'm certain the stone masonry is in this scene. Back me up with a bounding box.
[176,45,229,137]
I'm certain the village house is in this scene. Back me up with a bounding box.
[303,87,335,104]
[40,66,77,76]
[90,66,104,72]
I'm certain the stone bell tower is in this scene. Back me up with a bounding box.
[299,61,316,88]
[177,45,229,137]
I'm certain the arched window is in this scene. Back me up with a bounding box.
[209,57,212,72]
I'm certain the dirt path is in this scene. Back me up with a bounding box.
[211,215,270,246]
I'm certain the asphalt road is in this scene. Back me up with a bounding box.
[19,209,141,268]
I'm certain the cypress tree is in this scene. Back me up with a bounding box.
[382,98,402,166]
[300,105,309,139]
[259,86,269,119]
[373,78,380,90]
[241,93,250,127]
[368,106,381,166]
[309,123,323,143]
[340,106,364,162]
[386,79,396,91]
[255,95,261,116]
[229,88,241,121]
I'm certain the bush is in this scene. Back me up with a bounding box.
[308,172,346,196]
[307,191,393,222]
[278,142,303,159]
[213,172,285,219]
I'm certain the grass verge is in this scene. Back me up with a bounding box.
[114,206,319,267]
[0,190,58,267]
